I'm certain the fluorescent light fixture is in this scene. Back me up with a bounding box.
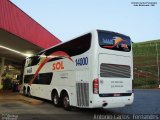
[0,45,33,57]
[24,53,33,57]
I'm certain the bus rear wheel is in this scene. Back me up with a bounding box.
[27,86,31,97]
[52,92,60,107]
[62,93,71,110]
[23,86,26,95]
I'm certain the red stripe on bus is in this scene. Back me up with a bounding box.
[29,51,73,85]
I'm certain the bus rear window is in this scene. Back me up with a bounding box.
[98,30,131,52]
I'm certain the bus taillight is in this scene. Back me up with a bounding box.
[93,78,99,94]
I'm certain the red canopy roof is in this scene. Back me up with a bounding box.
[0,0,61,49]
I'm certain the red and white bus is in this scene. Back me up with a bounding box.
[22,30,134,110]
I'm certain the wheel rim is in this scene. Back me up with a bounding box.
[27,87,31,96]
[27,90,31,96]
[53,94,58,105]
[63,96,69,108]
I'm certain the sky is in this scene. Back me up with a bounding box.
[11,0,160,43]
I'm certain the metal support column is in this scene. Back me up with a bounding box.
[0,57,5,89]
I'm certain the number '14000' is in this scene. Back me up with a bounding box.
[75,57,88,66]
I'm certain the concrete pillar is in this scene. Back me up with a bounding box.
[0,57,5,89]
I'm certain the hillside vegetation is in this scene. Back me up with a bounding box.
[133,39,160,88]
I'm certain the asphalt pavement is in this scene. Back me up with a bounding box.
[0,89,159,120]
[109,89,160,114]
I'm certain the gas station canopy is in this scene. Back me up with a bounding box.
[0,29,43,62]
[0,0,61,63]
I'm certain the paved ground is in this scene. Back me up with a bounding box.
[0,89,159,120]
[109,89,160,114]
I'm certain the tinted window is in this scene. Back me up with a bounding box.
[38,73,53,84]
[26,56,40,67]
[24,73,53,85]
[98,30,131,52]
[27,33,91,65]
[43,33,91,59]
[24,75,33,83]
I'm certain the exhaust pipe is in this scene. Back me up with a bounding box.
[102,103,108,107]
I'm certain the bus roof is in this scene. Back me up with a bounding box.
[28,29,131,58]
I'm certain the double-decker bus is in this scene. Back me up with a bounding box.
[22,30,134,110]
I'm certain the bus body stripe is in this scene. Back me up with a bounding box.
[29,51,73,85]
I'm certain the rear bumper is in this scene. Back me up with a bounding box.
[91,93,134,108]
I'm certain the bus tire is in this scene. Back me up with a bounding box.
[23,86,26,95]
[62,93,71,110]
[27,86,31,97]
[52,92,60,107]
